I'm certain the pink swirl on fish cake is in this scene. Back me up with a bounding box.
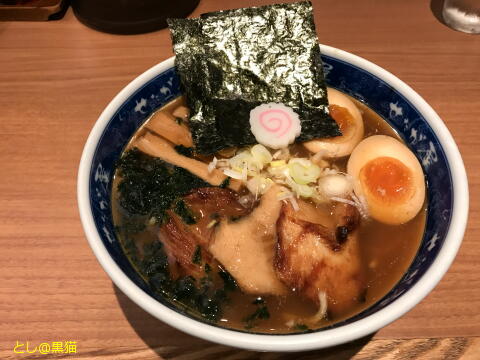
[259,110,292,138]
[250,103,302,149]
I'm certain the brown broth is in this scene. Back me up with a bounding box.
[112,94,426,333]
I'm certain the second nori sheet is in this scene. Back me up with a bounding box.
[168,1,340,155]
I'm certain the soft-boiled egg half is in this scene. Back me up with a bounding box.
[304,88,364,158]
[347,135,425,225]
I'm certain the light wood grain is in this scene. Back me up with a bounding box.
[0,0,479,359]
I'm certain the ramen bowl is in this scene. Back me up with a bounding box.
[77,45,468,351]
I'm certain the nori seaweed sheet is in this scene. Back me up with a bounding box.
[168,1,340,155]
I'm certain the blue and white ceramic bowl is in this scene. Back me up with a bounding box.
[77,45,469,351]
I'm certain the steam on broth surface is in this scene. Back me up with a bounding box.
[112,93,426,333]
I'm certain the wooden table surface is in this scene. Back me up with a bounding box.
[0,0,479,359]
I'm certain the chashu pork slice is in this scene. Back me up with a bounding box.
[209,185,287,295]
[158,187,251,278]
[275,201,366,317]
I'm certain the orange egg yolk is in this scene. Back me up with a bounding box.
[329,104,354,139]
[360,156,413,203]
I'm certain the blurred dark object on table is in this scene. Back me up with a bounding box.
[71,0,200,35]
[0,0,68,21]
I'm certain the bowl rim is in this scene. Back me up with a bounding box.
[77,44,469,352]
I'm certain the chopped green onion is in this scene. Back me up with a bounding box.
[251,144,273,165]
[288,159,321,185]
[270,160,286,167]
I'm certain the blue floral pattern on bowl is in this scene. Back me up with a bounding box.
[89,55,453,332]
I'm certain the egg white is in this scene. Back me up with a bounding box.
[304,88,364,158]
[347,135,425,225]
